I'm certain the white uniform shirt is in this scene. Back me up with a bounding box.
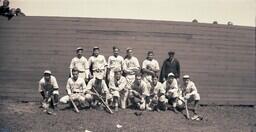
[69,56,89,72]
[38,75,59,92]
[142,59,160,81]
[86,78,109,94]
[150,82,165,96]
[131,80,149,96]
[182,80,198,95]
[88,55,107,71]
[123,56,140,75]
[109,76,127,91]
[66,77,86,94]
[162,79,178,92]
[107,55,124,70]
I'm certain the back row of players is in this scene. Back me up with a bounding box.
[39,46,200,117]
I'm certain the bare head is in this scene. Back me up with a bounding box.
[147,51,154,61]
[126,48,133,58]
[93,47,100,57]
[113,46,119,57]
[72,68,79,81]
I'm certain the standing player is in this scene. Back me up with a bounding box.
[60,68,87,110]
[69,47,89,83]
[108,68,127,111]
[107,46,124,83]
[142,51,160,89]
[88,47,107,79]
[163,73,181,113]
[181,75,200,118]
[39,70,59,111]
[160,50,180,83]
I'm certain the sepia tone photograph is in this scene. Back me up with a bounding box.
[0,0,255,131]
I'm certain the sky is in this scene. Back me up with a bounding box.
[9,0,256,26]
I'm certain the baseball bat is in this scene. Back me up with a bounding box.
[92,86,113,114]
[69,95,80,113]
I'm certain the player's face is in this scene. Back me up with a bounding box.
[93,49,100,57]
[169,54,174,59]
[152,77,158,85]
[77,50,83,58]
[148,53,153,61]
[167,76,174,83]
[127,49,133,58]
[183,79,189,85]
[136,75,142,83]
[44,74,51,81]
[115,72,121,80]
[3,1,9,7]
[113,48,119,57]
[72,71,79,80]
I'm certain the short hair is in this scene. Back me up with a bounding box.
[152,74,158,79]
[72,67,79,73]
[147,51,154,55]
[168,50,175,55]
[112,46,119,50]
[135,72,142,77]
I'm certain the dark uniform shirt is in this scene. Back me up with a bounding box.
[160,58,180,82]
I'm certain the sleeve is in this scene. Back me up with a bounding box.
[85,80,93,91]
[155,60,160,71]
[38,79,43,92]
[102,80,109,93]
[118,77,127,91]
[103,55,107,67]
[135,57,140,68]
[158,83,166,94]
[108,78,117,90]
[107,56,111,69]
[82,79,87,93]
[69,58,75,77]
[142,82,150,96]
[88,57,93,70]
[84,58,89,79]
[66,79,72,95]
[190,82,198,95]
[52,77,59,89]
[142,60,147,69]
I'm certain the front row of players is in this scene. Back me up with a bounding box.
[39,68,200,118]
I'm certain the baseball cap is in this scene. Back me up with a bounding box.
[76,47,83,51]
[93,46,100,50]
[44,70,52,75]
[168,72,175,77]
[168,50,175,55]
[183,75,190,79]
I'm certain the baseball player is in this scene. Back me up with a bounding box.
[69,47,89,83]
[160,50,180,83]
[123,48,140,88]
[60,68,87,109]
[84,74,113,109]
[148,75,168,111]
[108,68,127,111]
[129,72,150,110]
[142,51,160,89]
[88,47,107,79]
[38,70,59,111]
[181,75,200,116]
[163,72,181,113]
[107,46,124,83]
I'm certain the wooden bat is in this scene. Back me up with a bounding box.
[92,86,113,114]
[69,95,80,113]
[184,99,190,119]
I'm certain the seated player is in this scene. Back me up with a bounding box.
[148,75,168,111]
[163,72,181,113]
[38,70,59,111]
[129,72,150,110]
[108,68,127,111]
[60,68,87,110]
[84,74,112,110]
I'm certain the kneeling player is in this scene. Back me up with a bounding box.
[182,75,200,117]
[39,70,59,112]
[60,68,87,110]
[148,75,168,111]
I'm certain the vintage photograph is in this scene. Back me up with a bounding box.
[0,0,255,131]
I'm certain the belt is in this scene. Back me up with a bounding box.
[73,92,83,94]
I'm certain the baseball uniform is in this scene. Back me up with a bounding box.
[107,55,124,81]
[123,56,140,89]
[182,80,200,101]
[88,55,107,78]
[69,56,89,80]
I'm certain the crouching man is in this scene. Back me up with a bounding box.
[108,68,127,111]
[84,74,113,110]
[60,68,87,110]
[182,75,200,117]
[148,75,168,111]
[39,70,59,111]
[129,72,150,110]
[163,72,181,113]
